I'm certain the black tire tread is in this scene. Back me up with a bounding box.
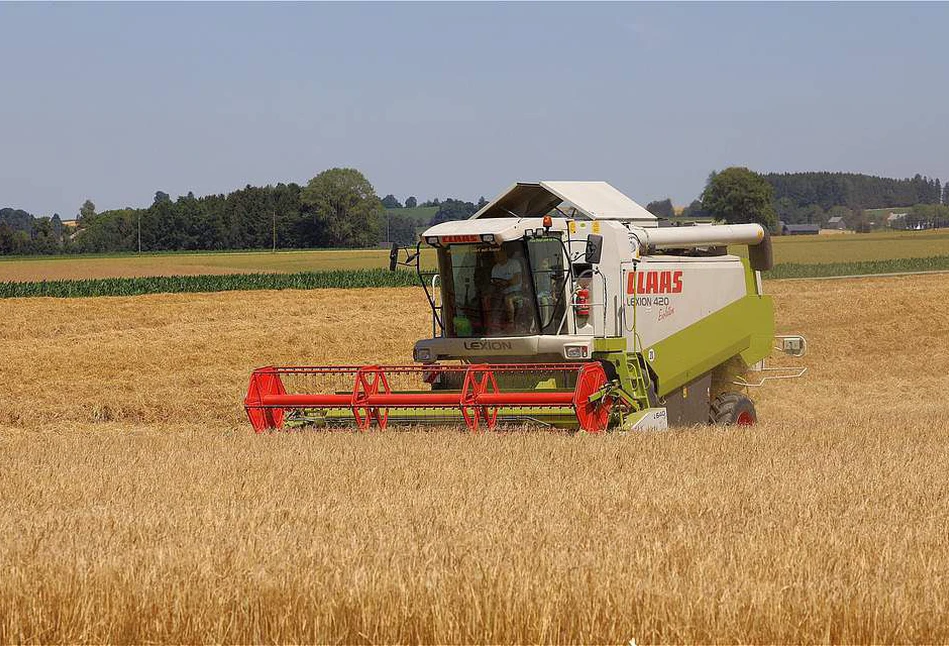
[709,391,756,425]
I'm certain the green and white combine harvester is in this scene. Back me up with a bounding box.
[245,181,805,433]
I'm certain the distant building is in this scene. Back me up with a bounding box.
[61,219,79,229]
[824,216,847,230]
[886,212,908,228]
[782,223,821,236]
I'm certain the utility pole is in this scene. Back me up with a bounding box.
[137,212,142,253]
[272,210,277,253]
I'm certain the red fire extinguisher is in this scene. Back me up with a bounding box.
[575,286,590,317]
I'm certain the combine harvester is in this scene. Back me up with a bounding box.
[245,181,804,433]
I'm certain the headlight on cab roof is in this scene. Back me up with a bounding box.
[480,233,496,243]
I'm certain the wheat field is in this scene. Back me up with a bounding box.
[1,276,948,643]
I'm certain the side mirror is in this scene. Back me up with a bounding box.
[584,234,603,264]
[389,242,399,272]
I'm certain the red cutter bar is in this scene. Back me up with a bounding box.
[244,363,613,433]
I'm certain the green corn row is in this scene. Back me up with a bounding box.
[766,255,949,279]
[0,269,419,299]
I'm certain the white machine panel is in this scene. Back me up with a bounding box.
[623,256,748,349]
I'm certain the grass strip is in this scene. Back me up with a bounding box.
[0,268,419,298]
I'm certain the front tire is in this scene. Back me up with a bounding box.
[709,392,757,426]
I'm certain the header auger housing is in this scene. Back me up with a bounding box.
[245,180,804,433]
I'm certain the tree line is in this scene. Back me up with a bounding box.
[4,168,948,256]
[647,170,948,230]
[0,208,66,255]
[0,169,488,256]
[380,195,488,246]
[763,172,942,211]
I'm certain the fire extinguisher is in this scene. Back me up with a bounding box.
[575,286,590,317]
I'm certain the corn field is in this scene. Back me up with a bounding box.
[0,268,418,298]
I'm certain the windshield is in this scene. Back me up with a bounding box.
[438,239,568,337]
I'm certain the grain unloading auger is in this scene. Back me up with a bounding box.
[245,181,805,433]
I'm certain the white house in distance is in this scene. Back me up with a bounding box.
[886,212,908,228]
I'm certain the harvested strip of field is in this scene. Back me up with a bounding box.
[0,288,432,428]
[1,276,947,427]
[0,268,418,298]
[1,275,948,642]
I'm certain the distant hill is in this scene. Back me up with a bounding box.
[385,206,438,225]
[762,172,941,210]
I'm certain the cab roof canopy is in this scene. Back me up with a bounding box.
[472,181,657,222]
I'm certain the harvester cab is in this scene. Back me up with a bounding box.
[245,181,805,433]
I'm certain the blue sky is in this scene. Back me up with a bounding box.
[2,2,947,217]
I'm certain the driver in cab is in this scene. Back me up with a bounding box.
[489,246,523,329]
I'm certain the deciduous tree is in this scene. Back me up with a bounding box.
[702,167,777,228]
[381,194,402,209]
[0,223,16,254]
[646,198,675,219]
[79,199,96,222]
[387,214,419,246]
[50,214,64,240]
[301,168,383,248]
[681,199,707,219]
[429,198,478,225]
